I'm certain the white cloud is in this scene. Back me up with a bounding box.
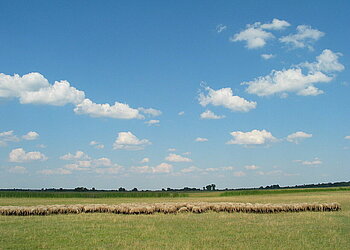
[221,166,235,171]
[216,24,227,33]
[260,18,290,30]
[113,132,151,150]
[199,85,256,112]
[74,98,144,119]
[242,68,332,97]
[19,80,85,106]
[287,131,312,144]
[178,111,185,116]
[181,166,201,173]
[231,26,274,49]
[200,110,225,119]
[165,153,192,162]
[300,49,345,73]
[8,166,27,174]
[234,171,246,177]
[130,166,153,174]
[9,148,47,162]
[168,148,176,152]
[1,72,159,121]
[145,120,160,126]
[279,25,324,50]
[244,165,259,170]
[140,157,150,163]
[0,130,19,146]
[131,162,172,174]
[345,136,350,140]
[60,151,90,160]
[195,137,208,142]
[230,19,289,49]
[138,107,162,117]
[22,131,39,140]
[256,170,283,176]
[261,54,275,60]
[301,158,322,166]
[153,162,172,173]
[0,72,49,98]
[89,141,104,149]
[227,129,277,145]
[39,168,72,175]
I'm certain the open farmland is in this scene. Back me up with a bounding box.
[0,189,349,249]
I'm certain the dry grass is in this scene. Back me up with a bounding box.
[0,202,341,216]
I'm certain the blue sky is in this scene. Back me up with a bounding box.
[0,0,349,189]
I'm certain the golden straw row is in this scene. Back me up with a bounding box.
[0,202,341,216]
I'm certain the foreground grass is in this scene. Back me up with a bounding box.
[0,190,349,249]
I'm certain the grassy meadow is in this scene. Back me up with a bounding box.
[0,189,349,249]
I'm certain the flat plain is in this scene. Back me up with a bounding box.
[0,189,349,249]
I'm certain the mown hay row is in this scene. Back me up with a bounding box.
[0,202,341,216]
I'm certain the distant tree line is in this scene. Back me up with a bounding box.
[1,181,349,192]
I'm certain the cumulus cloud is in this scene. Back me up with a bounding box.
[19,80,85,106]
[242,50,344,97]
[234,171,246,177]
[145,120,160,126]
[113,132,151,150]
[230,26,274,49]
[244,165,259,170]
[0,72,85,105]
[200,110,225,119]
[60,151,90,160]
[0,130,19,146]
[287,131,312,144]
[168,148,176,152]
[8,166,27,174]
[140,157,150,163]
[227,129,277,145]
[279,25,324,50]
[138,107,162,117]
[345,136,350,140]
[259,18,291,30]
[178,111,185,116]
[261,54,275,60]
[256,170,283,176]
[195,137,208,142]
[300,49,345,73]
[165,153,192,162]
[22,131,39,140]
[89,141,104,149]
[131,163,172,174]
[0,72,160,121]
[216,24,227,33]
[243,68,331,97]
[0,72,49,99]
[9,148,47,162]
[230,19,289,49]
[199,85,256,112]
[181,166,201,173]
[153,163,173,173]
[302,159,322,166]
[74,98,144,119]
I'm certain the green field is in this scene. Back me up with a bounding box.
[0,189,349,249]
